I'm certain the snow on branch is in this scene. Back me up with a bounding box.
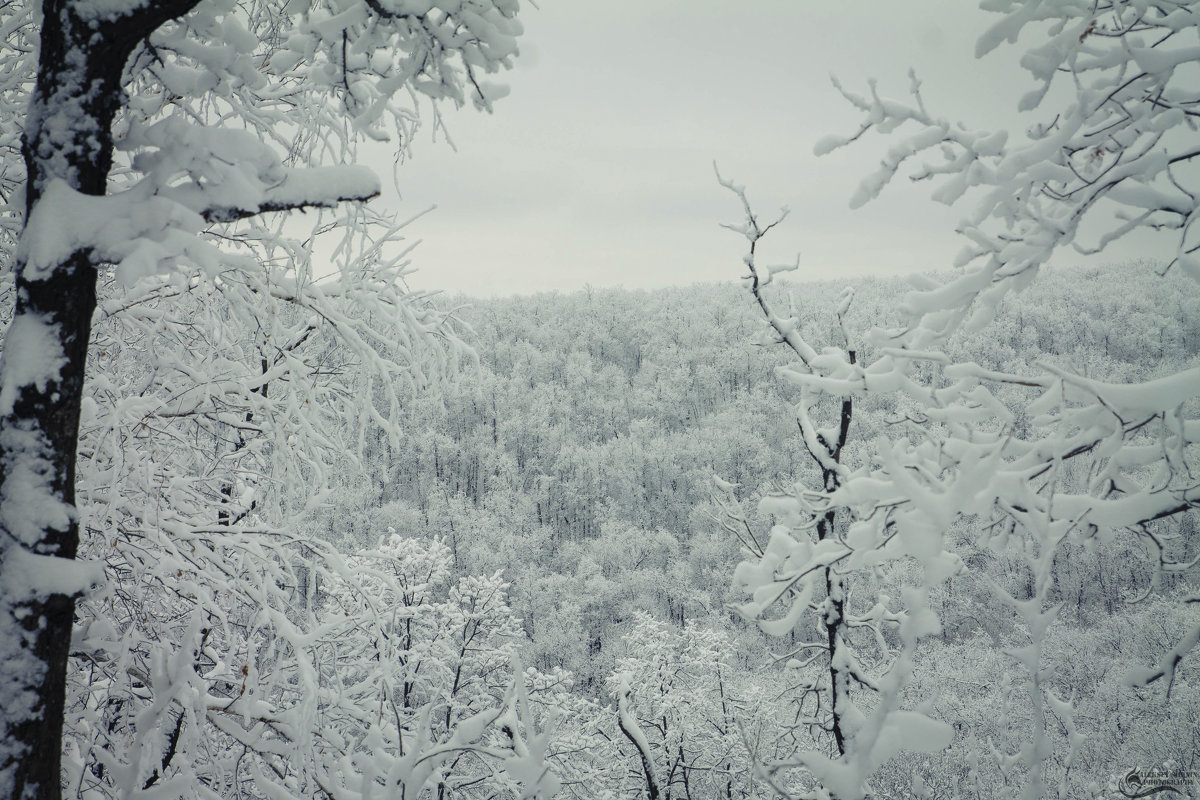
[615,672,662,800]
[821,3,1200,347]
[20,168,379,288]
[194,166,381,223]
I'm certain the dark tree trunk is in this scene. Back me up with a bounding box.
[816,354,855,760]
[0,3,198,798]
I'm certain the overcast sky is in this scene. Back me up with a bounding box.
[380,2,1164,297]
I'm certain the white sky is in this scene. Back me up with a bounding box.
[380,1,1167,297]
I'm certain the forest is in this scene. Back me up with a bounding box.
[50,259,1200,799]
[2,1,1200,800]
[307,263,1200,798]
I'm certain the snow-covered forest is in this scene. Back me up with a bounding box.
[318,265,1200,798]
[37,262,1200,799]
[2,1,1200,799]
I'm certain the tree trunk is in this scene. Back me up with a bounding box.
[0,4,197,798]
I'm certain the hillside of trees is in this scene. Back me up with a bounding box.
[305,260,1200,797]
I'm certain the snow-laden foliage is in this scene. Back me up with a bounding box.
[724,2,1200,798]
[24,0,522,288]
[609,613,772,799]
[716,179,954,800]
[66,530,566,800]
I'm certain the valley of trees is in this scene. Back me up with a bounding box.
[314,263,1200,798]
[16,253,1200,800]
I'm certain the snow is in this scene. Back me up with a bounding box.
[1052,364,1200,414]
[0,549,103,602]
[0,312,68,417]
[870,710,955,763]
[18,180,114,282]
[0,1,540,797]
[19,163,380,286]
[615,673,659,786]
[253,166,382,215]
[75,0,153,23]
[0,634,41,797]
[0,425,73,549]
[7,0,1199,797]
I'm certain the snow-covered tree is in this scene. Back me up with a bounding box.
[0,2,523,798]
[65,529,564,800]
[717,177,952,800]
[610,613,773,800]
[727,1,1200,798]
